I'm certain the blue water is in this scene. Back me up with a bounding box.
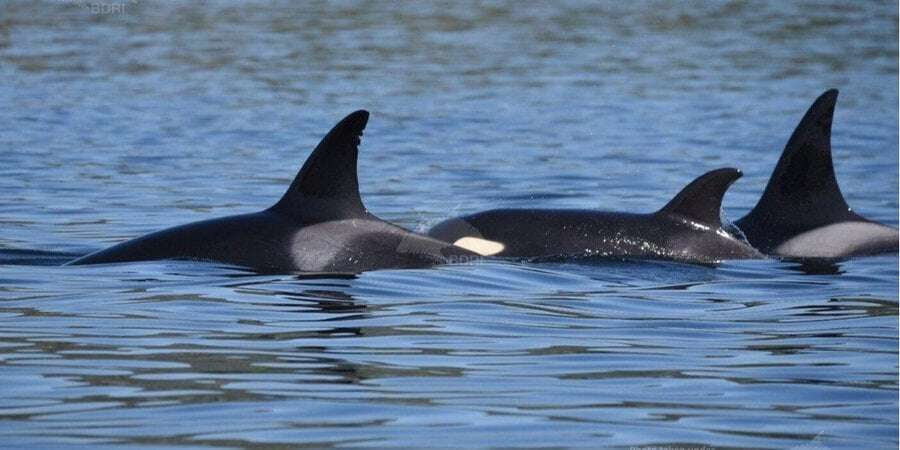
[0,1,897,448]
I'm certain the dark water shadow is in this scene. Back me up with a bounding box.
[0,247,83,266]
[782,257,846,275]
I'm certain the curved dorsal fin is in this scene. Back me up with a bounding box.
[657,168,742,227]
[736,90,865,250]
[270,110,369,222]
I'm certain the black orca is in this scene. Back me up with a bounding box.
[735,89,899,258]
[68,111,477,273]
[427,168,763,264]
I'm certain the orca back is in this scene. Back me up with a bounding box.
[736,90,872,253]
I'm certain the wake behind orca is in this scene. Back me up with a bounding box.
[68,111,476,273]
[735,90,899,258]
[428,168,763,264]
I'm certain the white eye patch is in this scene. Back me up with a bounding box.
[453,237,505,256]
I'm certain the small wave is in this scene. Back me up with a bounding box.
[0,248,83,266]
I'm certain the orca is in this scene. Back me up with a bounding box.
[427,168,763,264]
[735,89,899,258]
[68,111,477,273]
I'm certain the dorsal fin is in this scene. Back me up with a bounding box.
[736,90,865,250]
[270,110,369,221]
[657,168,742,227]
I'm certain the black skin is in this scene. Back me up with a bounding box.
[68,111,477,273]
[429,168,763,264]
[430,209,761,264]
[735,89,898,257]
[69,211,475,273]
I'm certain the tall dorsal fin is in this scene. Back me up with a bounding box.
[736,90,865,250]
[270,110,369,221]
[657,168,742,227]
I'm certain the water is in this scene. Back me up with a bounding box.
[0,1,897,448]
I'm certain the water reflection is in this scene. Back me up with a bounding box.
[0,248,81,266]
[784,258,845,276]
[787,297,898,319]
[0,256,895,448]
[0,0,896,448]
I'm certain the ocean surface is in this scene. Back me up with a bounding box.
[0,1,897,448]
